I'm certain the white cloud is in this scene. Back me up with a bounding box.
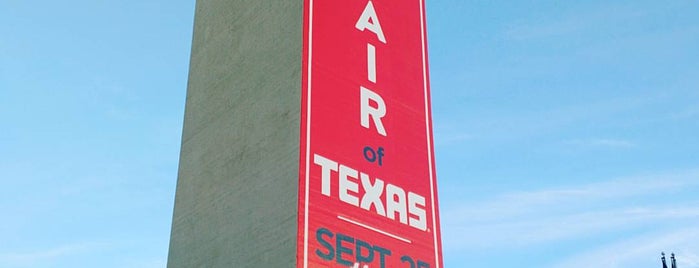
[671,105,699,120]
[553,228,699,268]
[437,94,660,144]
[446,205,699,251]
[125,258,167,268]
[680,252,699,267]
[565,138,637,149]
[504,5,646,40]
[448,170,699,221]
[0,242,101,267]
[442,169,699,251]
[435,132,473,147]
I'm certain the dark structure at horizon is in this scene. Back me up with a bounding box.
[661,252,678,268]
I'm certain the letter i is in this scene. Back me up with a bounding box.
[367,43,376,83]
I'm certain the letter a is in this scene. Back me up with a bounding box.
[355,0,387,44]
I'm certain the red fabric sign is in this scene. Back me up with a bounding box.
[297,0,442,267]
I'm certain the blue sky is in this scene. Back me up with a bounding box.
[1,0,697,267]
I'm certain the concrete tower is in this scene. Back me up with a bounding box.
[166,1,303,267]
[168,1,441,267]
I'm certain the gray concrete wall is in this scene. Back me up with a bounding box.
[167,0,303,267]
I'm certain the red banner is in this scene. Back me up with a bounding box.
[298,0,442,267]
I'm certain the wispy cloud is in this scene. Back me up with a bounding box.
[448,206,699,250]
[552,228,699,268]
[0,242,102,267]
[449,170,699,221]
[504,5,646,41]
[438,93,660,144]
[125,258,167,268]
[442,169,699,251]
[671,105,699,120]
[435,132,473,147]
[680,252,699,268]
[564,138,637,149]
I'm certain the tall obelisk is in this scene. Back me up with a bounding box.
[168,0,442,267]
[166,1,303,267]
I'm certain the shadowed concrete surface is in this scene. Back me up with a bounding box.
[167,0,303,267]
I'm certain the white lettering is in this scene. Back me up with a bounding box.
[314,154,427,231]
[408,192,427,230]
[339,165,360,206]
[355,0,387,43]
[367,43,376,83]
[314,154,338,196]
[360,173,385,216]
[360,87,387,136]
[386,184,408,224]
[353,263,370,268]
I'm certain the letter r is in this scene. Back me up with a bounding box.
[360,87,387,136]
